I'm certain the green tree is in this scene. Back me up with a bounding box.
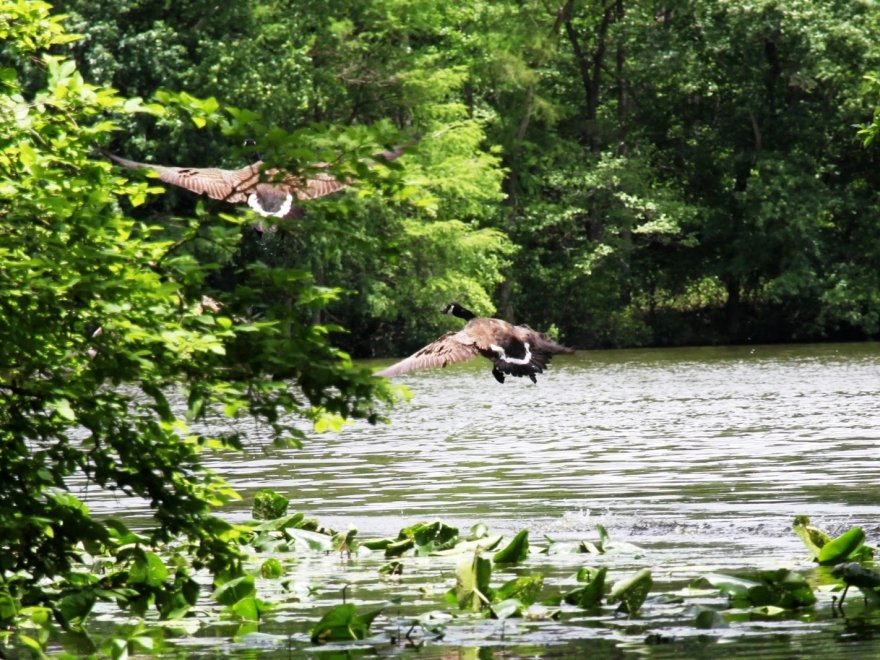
[56,0,515,357]
[0,2,393,649]
[623,0,880,340]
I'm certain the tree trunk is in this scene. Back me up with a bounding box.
[563,1,618,152]
[616,0,628,155]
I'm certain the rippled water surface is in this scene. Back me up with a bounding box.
[87,343,880,657]
[222,343,880,535]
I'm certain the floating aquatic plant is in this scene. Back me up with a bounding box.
[492,529,530,564]
[793,516,873,565]
[608,568,653,616]
[696,569,816,610]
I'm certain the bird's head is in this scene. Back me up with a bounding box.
[443,302,476,320]
[242,138,262,163]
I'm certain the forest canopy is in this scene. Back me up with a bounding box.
[46,0,880,352]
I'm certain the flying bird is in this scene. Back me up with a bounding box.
[377,302,573,383]
[102,140,412,221]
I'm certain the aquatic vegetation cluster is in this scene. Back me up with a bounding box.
[1,489,878,656]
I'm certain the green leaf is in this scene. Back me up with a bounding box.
[59,590,97,626]
[696,573,758,600]
[564,566,607,609]
[260,558,284,579]
[17,634,44,654]
[310,603,382,643]
[129,550,169,588]
[50,398,76,420]
[286,528,334,552]
[792,516,832,559]
[213,576,256,606]
[494,575,544,606]
[446,551,493,612]
[252,489,289,520]
[608,569,652,616]
[691,606,728,629]
[818,528,865,566]
[491,598,524,620]
[231,597,265,621]
[697,569,815,609]
[361,537,394,551]
[493,529,529,564]
[0,590,18,623]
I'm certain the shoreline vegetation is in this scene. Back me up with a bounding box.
[2,1,879,657]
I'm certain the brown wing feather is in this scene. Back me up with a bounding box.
[105,152,258,203]
[152,164,259,203]
[376,331,480,377]
[106,152,346,202]
[281,171,348,200]
[105,140,412,210]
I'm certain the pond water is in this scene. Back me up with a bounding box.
[87,342,880,657]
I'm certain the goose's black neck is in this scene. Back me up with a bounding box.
[447,303,476,321]
[242,138,262,164]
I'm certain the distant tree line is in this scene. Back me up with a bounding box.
[55,0,880,352]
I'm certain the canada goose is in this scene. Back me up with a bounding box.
[102,141,412,220]
[377,302,573,383]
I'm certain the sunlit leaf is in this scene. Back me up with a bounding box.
[252,489,289,520]
[818,528,865,566]
[260,559,284,579]
[446,551,493,612]
[608,569,653,616]
[129,551,169,588]
[213,576,256,606]
[792,516,831,559]
[286,528,335,553]
[493,529,529,564]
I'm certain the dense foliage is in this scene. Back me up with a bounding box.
[1,0,879,654]
[0,1,399,651]
[49,0,880,350]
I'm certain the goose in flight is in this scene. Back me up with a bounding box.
[102,141,412,220]
[377,302,573,383]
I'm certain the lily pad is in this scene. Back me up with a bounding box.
[493,530,529,564]
[446,551,493,612]
[494,575,544,606]
[491,598,525,620]
[818,527,865,566]
[310,602,386,643]
[213,576,256,607]
[564,566,607,610]
[696,569,815,609]
[608,569,652,616]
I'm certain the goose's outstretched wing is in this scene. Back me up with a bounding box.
[104,152,259,203]
[103,152,348,212]
[102,137,421,219]
[376,331,479,378]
